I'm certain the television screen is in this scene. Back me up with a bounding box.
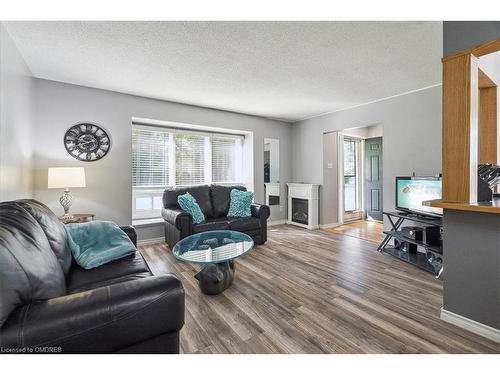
[396,177,443,216]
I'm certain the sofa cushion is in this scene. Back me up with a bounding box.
[0,202,66,328]
[163,185,214,218]
[228,189,254,217]
[66,251,151,292]
[192,217,230,233]
[228,217,261,232]
[177,193,205,224]
[65,221,137,270]
[15,199,72,276]
[210,185,246,217]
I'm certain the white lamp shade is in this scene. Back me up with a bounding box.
[48,167,86,189]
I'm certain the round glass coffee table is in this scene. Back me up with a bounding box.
[172,230,254,295]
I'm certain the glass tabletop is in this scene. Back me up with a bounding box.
[172,230,254,264]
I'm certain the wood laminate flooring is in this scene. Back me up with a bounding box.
[326,220,384,244]
[139,225,499,354]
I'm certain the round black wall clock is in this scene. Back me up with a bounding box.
[64,123,111,161]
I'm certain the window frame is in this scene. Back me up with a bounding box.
[132,123,246,220]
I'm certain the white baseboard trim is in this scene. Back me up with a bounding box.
[268,219,286,227]
[285,221,319,230]
[319,222,340,229]
[132,218,163,227]
[440,308,500,343]
[137,237,164,246]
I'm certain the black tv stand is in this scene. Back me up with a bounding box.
[377,211,443,278]
[401,212,441,221]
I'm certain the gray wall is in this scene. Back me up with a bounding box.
[322,132,340,224]
[443,21,500,56]
[292,85,442,225]
[32,79,292,240]
[0,24,34,201]
[440,21,500,332]
[443,210,500,330]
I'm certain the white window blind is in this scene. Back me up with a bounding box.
[132,123,245,219]
[212,136,242,183]
[175,132,207,186]
[132,128,170,188]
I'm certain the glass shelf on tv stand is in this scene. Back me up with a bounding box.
[383,211,442,226]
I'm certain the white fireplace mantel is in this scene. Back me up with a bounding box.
[286,183,320,230]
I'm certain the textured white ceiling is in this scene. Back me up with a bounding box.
[4,21,442,122]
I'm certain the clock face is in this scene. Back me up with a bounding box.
[64,123,111,161]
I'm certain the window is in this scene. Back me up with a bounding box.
[132,124,244,219]
[175,133,206,186]
[344,137,361,212]
[212,135,243,183]
[132,128,171,187]
[343,137,363,222]
[343,138,358,212]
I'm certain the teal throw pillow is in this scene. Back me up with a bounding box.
[228,189,254,217]
[64,221,136,270]
[178,192,205,224]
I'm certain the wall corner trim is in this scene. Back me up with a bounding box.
[440,308,500,343]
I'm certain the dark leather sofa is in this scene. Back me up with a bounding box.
[0,199,184,354]
[162,185,270,249]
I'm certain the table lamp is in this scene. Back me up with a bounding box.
[48,167,86,219]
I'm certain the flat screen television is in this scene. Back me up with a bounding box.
[395,176,443,217]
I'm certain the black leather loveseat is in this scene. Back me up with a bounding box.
[0,199,184,354]
[162,185,270,249]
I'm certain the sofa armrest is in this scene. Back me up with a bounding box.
[120,225,137,247]
[251,203,270,220]
[0,275,184,353]
[162,208,193,231]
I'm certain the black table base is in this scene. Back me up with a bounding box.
[194,260,235,295]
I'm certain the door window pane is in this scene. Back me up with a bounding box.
[344,140,356,176]
[344,176,357,211]
[344,139,358,212]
